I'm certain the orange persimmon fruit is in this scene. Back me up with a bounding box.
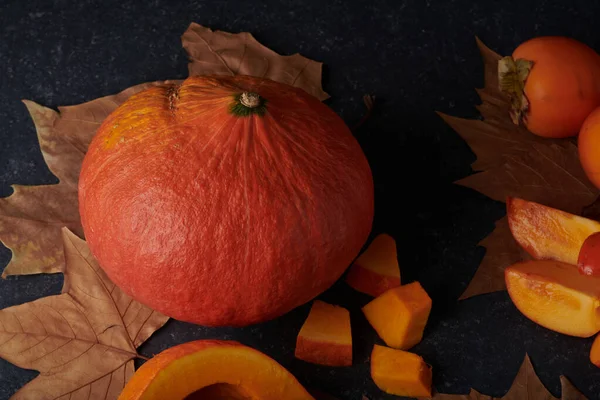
[79,76,374,327]
[499,36,600,138]
[295,300,352,367]
[591,334,600,367]
[578,232,600,277]
[362,282,432,349]
[507,197,600,265]
[118,340,314,400]
[370,344,432,397]
[345,233,401,297]
[505,260,600,337]
[579,106,600,189]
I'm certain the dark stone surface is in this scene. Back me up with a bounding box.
[1,0,599,399]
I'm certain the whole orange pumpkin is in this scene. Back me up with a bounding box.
[79,75,374,327]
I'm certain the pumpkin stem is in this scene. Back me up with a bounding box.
[498,56,534,125]
[240,92,261,108]
[230,92,267,117]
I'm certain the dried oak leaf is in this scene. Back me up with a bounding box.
[440,38,599,299]
[182,22,329,101]
[1,228,168,400]
[432,355,586,400]
[0,82,168,277]
[2,23,329,277]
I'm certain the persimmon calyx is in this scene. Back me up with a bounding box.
[498,56,534,125]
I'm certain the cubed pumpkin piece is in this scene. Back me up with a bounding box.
[295,300,352,367]
[346,233,401,297]
[362,282,432,349]
[370,344,432,397]
[591,334,600,367]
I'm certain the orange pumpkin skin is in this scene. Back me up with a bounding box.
[119,340,314,400]
[514,37,600,138]
[79,75,374,327]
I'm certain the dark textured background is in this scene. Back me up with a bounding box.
[1,0,599,399]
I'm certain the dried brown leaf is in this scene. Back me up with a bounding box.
[0,82,171,277]
[438,39,554,172]
[457,143,597,214]
[441,38,599,298]
[182,22,329,101]
[457,142,596,298]
[559,376,587,400]
[3,24,329,278]
[1,228,168,399]
[461,217,530,300]
[431,355,586,400]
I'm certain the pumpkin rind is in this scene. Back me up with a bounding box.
[118,340,314,400]
[79,75,374,327]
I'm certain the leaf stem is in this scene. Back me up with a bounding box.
[136,353,150,361]
[353,94,376,131]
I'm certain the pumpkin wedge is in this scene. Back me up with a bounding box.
[119,340,314,400]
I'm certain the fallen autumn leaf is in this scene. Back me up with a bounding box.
[432,355,586,400]
[440,39,599,299]
[0,23,328,277]
[0,82,168,278]
[457,143,596,213]
[0,228,168,399]
[460,217,531,299]
[182,22,329,101]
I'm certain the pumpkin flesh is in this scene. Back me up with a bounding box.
[118,340,314,400]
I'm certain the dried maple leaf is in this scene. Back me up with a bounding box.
[459,143,596,298]
[2,23,328,277]
[1,228,168,399]
[438,39,556,172]
[441,38,599,299]
[432,355,586,400]
[182,22,329,101]
[461,217,531,299]
[0,82,170,277]
[457,143,597,214]
[559,376,587,400]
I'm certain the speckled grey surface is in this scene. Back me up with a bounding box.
[1,0,600,399]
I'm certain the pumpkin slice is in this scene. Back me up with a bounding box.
[370,344,432,397]
[345,234,401,297]
[295,300,352,367]
[119,340,314,400]
[362,282,432,349]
